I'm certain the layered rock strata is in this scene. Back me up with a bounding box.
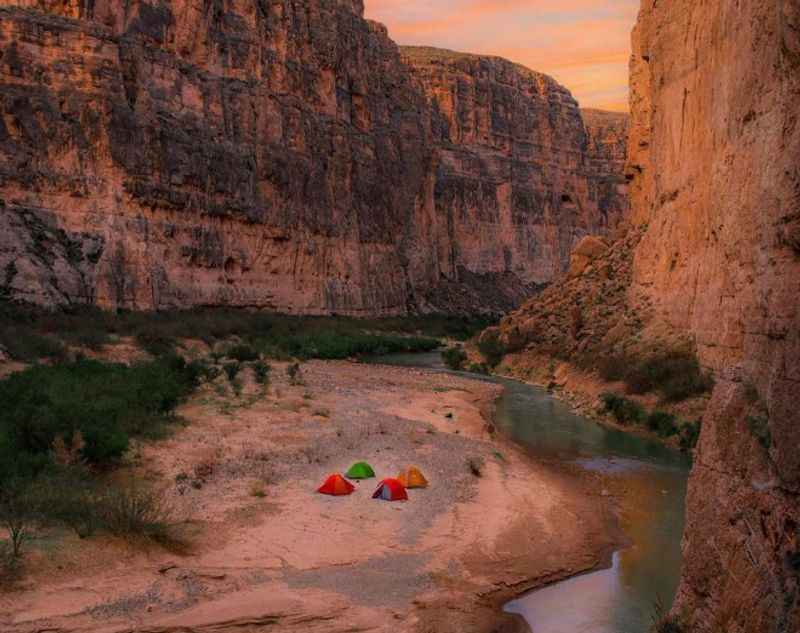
[0,3,627,315]
[401,47,628,311]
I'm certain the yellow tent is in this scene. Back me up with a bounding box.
[397,466,428,489]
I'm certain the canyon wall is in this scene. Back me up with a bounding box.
[629,1,800,630]
[400,47,628,313]
[0,2,626,315]
[494,1,799,630]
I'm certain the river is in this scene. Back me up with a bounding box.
[373,351,690,633]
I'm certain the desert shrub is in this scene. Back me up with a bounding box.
[468,362,490,375]
[224,343,259,362]
[0,326,66,362]
[287,362,304,386]
[33,468,104,538]
[0,478,40,558]
[647,411,679,437]
[466,457,484,478]
[477,331,506,367]
[223,361,241,382]
[186,358,221,383]
[746,415,771,451]
[600,392,645,426]
[625,351,714,402]
[135,329,176,357]
[679,420,702,452]
[252,360,271,384]
[597,354,630,382]
[0,357,198,483]
[441,347,468,371]
[98,479,176,543]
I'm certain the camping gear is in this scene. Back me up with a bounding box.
[372,478,408,501]
[397,466,428,489]
[345,461,376,480]
[317,473,355,496]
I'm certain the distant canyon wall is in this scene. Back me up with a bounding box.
[0,1,627,315]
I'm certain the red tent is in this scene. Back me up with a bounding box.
[317,473,355,496]
[372,478,408,501]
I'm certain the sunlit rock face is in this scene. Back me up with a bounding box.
[0,2,627,315]
[401,47,628,313]
[627,2,800,630]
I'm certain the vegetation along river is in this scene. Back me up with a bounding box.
[373,351,690,633]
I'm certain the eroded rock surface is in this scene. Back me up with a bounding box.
[402,47,628,312]
[0,5,627,315]
[494,1,800,629]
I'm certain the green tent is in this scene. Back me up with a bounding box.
[345,461,376,480]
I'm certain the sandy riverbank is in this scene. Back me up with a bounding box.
[1,359,619,633]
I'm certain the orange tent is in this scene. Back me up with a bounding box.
[317,473,355,496]
[397,466,429,489]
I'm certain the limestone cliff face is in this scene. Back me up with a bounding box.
[494,1,799,629]
[629,2,800,630]
[0,9,627,316]
[0,0,437,314]
[401,47,628,313]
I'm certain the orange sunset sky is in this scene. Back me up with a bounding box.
[363,0,640,111]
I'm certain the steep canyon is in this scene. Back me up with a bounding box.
[0,0,627,316]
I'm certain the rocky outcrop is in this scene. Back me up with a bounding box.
[493,0,800,629]
[401,47,628,310]
[0,9,626,315]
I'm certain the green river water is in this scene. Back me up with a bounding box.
[374,351,690,633]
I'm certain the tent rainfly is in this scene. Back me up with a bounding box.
[317,473,355,496]
[345,461,376,480]
[397,466,428,489]
[372,478,408,501]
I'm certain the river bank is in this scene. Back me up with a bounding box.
[0,358,620,633]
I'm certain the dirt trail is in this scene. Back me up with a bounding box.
[1,360,617,632]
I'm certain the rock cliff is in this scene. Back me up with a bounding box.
[401,47,628,312]
[493,0,800,629]
[0,4,627,315]
[630,2,800,630]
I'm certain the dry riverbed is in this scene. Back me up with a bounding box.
[1,359,618,633]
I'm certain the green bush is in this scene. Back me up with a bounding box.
[441,347,468,371]
[223,361,241,382]
[0,357,198,484]
[252,360,271,384]
[468,362,490,375]
[477,331,506,368]
[647,411,679,437]
[601,392,645,426]
[624,351,714,402]
[0,327,66,362]
[135,330,176,357]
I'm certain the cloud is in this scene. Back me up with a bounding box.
[363,0,639,111]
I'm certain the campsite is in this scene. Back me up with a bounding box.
[0,358,615,632]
